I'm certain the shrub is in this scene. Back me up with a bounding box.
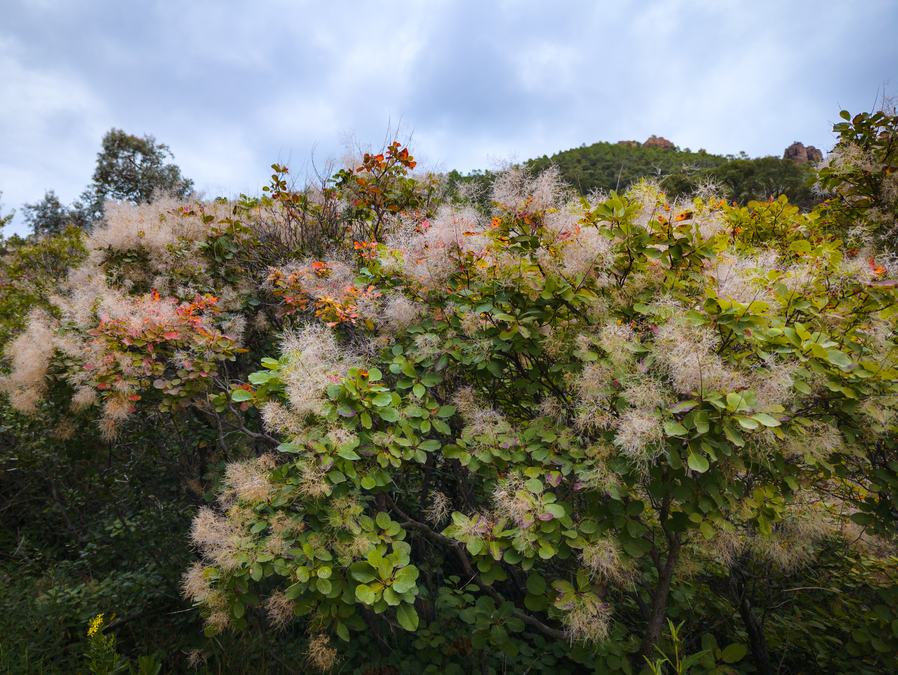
[2,124,897,673]
[185,172,898,671]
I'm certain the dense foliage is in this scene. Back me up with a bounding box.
[1,111,897,674]
[523,141,817,209]
[817,107,898,253]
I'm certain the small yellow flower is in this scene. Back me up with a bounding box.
[87,613,105,637]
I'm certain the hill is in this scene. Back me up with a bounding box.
[451,137,819,209]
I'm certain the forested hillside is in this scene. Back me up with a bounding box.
[0,109,896,674]
[450,139,818,211]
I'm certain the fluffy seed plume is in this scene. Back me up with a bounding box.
[306,633,338,672]
[220,455,276,506]
[561,593,612,644]
[190,507,242,571]
[424,490,451,526]
[265,591,295,630]
[492,476,534,528]
[281,324,349,417]
[613,410,664,464]
[0,309,58,413]
[581,536,631,585]
[653,318,744,395]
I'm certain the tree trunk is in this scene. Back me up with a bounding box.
[641,534,681,659]
[730,567,773,675]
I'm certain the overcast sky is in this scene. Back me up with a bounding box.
[2,0,897,235]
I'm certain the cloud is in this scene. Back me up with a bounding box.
[2,0,897,236]
[0,36,108,222]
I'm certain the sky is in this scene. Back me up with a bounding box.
[1,0,897,235]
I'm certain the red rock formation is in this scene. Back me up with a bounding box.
[784,141,823,164]
[643,135,675,151]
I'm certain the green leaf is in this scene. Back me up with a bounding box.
[669,400,699,414]
[392,565,419,593]
[687,451,710,473]
[421,372,442,387]
[355,584,376,605]
[543,503,566,519]
[466,538,484,556]
[412,383,426,398]
[378,408,400,423]
[699,520,714,539]
[526,574,546,595]
[664,420,688,437]
[723,423,745,447]
[524,593,548,612]
[286,583,308,603]
[360,475,377,490]
[350,562,376,582]
[337,446,361,461]
[436,405,456,418]
[396,603,419,631]
[826,349,853,369]
[419,439,441,452]
[382,587,401,606]
[793,379,811,394]
[247,370,271,385]
[753,412,780,427]
[621,536,651,557]
[694,411,710,434]
[735,416,759,430]
[726,392,747,412]
[367,367,382,382]
[579,519,598,534]
[789,240,812,255]
[524,478,543,494]
[372,392,393,407]
[230,388,253,402]
[720,643,748,663]
[375,512,391,529]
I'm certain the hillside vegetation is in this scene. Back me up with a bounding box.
[0,109,896,674]
[451,139,818,211]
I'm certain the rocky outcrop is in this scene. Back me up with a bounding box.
[784,141,823,164]
[643,135,676,151]
[616,140,641,148]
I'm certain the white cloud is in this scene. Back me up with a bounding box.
[0,36,109,233]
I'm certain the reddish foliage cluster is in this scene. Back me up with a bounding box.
[88,291,241,415]
[267,262,381,327]
[313,284,381,327]
[353,240,379,260]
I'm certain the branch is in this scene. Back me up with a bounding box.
[388,500,568,642]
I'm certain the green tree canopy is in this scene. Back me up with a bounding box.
[79,128,194,223]
[22,190,88,237]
